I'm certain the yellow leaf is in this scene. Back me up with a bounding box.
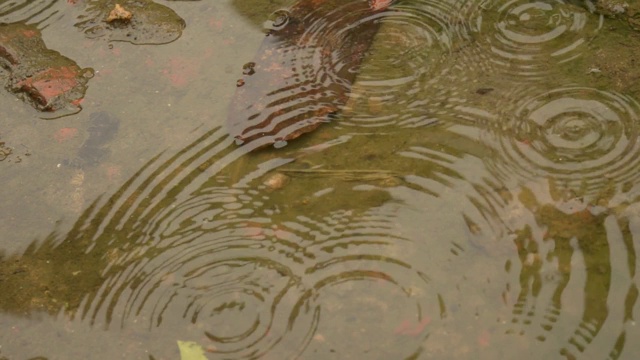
[177,340,208,360]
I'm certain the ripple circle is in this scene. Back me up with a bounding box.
[342,0,461,128]
[488,87,640,194]
[468,0,601,80]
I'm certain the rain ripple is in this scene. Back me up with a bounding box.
[463,0,602,80]
[0,0,64,27]
[70,130,438,358]
[342,0,461,128]
[485,87,640,197]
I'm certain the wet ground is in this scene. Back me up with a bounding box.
[1,0,640,359]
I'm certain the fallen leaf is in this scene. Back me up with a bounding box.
[177,340,208,360]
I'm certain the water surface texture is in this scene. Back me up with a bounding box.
[1,0,640,359]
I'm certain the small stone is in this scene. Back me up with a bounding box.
[524,253,540,267]
[106,4,133,23]
[263,172,290,190]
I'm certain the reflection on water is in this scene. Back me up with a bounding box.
[1,0,640,359]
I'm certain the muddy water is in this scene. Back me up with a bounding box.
[1,0,639,359]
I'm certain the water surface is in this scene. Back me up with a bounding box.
[1,0,639,359]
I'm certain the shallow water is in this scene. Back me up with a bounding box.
[1,0,639,359]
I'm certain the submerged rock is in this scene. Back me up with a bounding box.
[227,0,394,147]
[0,23,93,116]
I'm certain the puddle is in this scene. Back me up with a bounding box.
[0,0,639,359]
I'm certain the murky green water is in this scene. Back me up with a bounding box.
[1,0,639,359]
